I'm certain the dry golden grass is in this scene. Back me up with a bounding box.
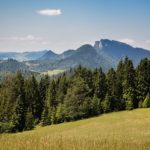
[0,109,150,150]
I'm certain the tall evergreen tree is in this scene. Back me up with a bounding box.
[55,75,68,104]
[40,105,51,126]
[12,95,26,132]
[136,58,150,105]
[90,95,101,116]
[143,93,150,108]
[63,76,90,121]
[122,57,136,109]
[46,80,56,108]
[38,75,50,118]
[11,72,26,132]
[55,103,64,123]
[93,68,107,101]
[116,59,124,100]
[102,94,112,113]
[24,109,34,131]
[25,75,40,120]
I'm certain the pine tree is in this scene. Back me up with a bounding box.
[46,80,56,108]
[40,105,51,126]
[24,110,34,131]
[102,94,112,113]
[12,95,26,132]
[116,59,124,100]
[40,80,57,126]
[55,103,64,123]
[63,76,90,121]
[136,58,150,105]
[25,75,40,120]
[122,57,136,109]
[55,75,68,104]
[10,72,26,132]
[124,88,134,110]
[106,68,117,97]
[143,93,150,108]
[38,75,50,118]
[106,68,123,111]
[51,107,56,124]
[90,95,101,116]
[93,68,107,101]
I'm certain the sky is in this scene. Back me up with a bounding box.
[0,0,150,53]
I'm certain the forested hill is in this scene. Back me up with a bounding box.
[0,57,150,133]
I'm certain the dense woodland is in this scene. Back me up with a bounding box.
[0,57,150,133]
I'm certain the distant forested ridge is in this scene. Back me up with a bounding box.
[0,57,150,133]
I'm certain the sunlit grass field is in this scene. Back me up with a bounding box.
[0,109,150,150]
[42,69,65,76]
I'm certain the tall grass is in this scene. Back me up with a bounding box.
[0,109,150,150]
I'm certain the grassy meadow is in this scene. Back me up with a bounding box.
[0,108,150,150]
[42,70,65,76]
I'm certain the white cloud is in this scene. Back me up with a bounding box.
[119,38,135,45]
[37,9,62,16]
[41,41,48,45]
[145,40,150,44]
[0,35,41,41]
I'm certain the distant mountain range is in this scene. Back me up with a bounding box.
[0,50,48,61]
[0,39,150,74]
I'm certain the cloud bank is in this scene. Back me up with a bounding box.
[119,38,135,45]
[37,9,62,16]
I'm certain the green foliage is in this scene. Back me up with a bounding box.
[41,106,51,126]
[0,122,15,133]
[38,75,50,117]
[142,93,150,108]
[124,90,134,110]
[93,68,107,100]
[136,58,150,104]
[24,110,34,131]
[102,94,112,113]
[0,58,150,133]
[90,95,101,115]
[12,95,26,132]
[25,75,41,120]
[55,104,64,124]
[63,76,90,121]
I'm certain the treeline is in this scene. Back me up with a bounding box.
[0,57,150,133]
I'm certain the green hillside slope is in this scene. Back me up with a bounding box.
[0,109,150,150]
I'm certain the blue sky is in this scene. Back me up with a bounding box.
[0,0,150,53]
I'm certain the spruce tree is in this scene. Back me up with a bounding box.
[124,88,134,110]
[93,68,107,101]
[24,110,34,130]
[41,105,51,126]
[116,59,124,100]
[136,58,150,105]
[55,103,64,123]
[106,68,123,111]
[55,75,68,104]
[90,95,101,116]
[143,93,150,108]
[122,57,136,109]
[12,95,26,132]
[63,76,90,121]
[46,80,56,108]
[38,75,50,118]
[25,75,40,120]
[102,94,112,113]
